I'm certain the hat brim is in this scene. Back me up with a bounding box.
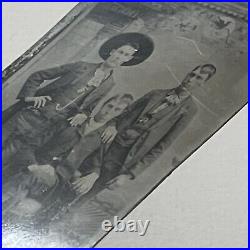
[99,33,154,66]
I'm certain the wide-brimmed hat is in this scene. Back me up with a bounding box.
[99,33,154,66]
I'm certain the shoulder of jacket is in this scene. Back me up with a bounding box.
[148,89,163,95]
[74,61,98,68]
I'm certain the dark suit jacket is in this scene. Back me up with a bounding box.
[3,61,115,122]
[112,89,198,178]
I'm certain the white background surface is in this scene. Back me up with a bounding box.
[2,3,248,248]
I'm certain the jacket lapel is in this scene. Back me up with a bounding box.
[80,74,115,110]
[121,90,168,167]
[139,90,169,118]
[70,63,101,86]
[123,96,192,169]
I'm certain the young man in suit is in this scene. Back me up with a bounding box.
[60,64,217,194]
[3,33,154,171]
[3,93,133,217]
[36,93,134,169]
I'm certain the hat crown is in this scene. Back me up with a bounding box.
[99,32,154,66]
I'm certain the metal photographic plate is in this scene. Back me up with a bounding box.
[2,2,248,247]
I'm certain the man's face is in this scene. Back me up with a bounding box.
[183,67,210,89]
[95,98,129,121]
[106,45,137,67]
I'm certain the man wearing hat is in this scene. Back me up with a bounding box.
[3,33,154,172]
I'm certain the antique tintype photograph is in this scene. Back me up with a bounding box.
[2,2,248,247]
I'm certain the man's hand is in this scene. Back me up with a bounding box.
[28,164,58,188]
[72,172,99,195]
[68,113,88,127]
[25,96,52,108]
[101,125,118,144]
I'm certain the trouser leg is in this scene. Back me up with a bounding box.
[2,108,66,170]
[98,139,131,184]
[57,132,103,180]
[37,126,81,162]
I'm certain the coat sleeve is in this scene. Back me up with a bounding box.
[129,102,198,178]
[17,62,84,99]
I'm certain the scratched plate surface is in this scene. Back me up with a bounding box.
[2,3,248,247]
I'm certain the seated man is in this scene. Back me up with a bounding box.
[36,93,134,164]
[3,93,134,218]
[3,32,153,172]
[57,64,217,195]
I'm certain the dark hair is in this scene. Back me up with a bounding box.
[101,93,134,108]
[101,95,120,108]
[113,43,140,60]
[120,93,134,102]
[126,42,140,52]
[192,64,217,81]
